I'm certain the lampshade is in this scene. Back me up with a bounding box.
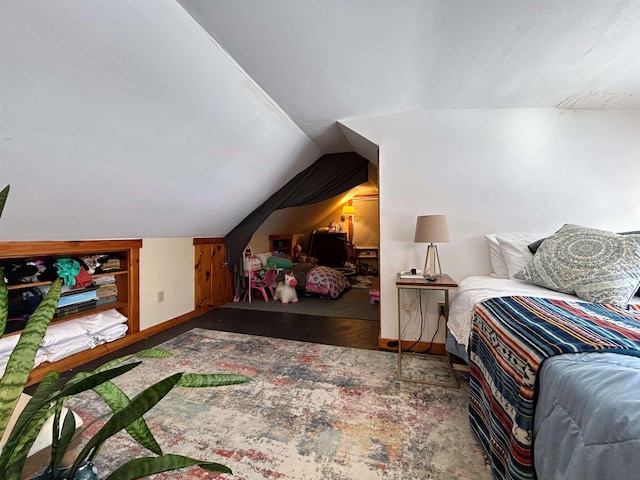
[341,205,356,216]
[414,215,449,243]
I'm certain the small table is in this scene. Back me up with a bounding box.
[395,273,459,387]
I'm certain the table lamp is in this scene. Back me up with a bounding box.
[414,214,449,281]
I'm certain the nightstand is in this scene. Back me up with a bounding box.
[395,273,459,387]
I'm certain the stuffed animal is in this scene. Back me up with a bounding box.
[274,273,299,305]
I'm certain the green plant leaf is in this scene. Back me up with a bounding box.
[70,372,184,475]
[3,401,55,478]
[88,354,135,374]
[50,408,76,475]
[134,348,173,358]
[73,371,163,456]
[58,362,141,399]
[0,186,9,355]
[0,185,9,221]
[0,370,60,472]
[177,373,251,388]
[0,268,7,339]
[0,278,62,439]
[103,454,232,480]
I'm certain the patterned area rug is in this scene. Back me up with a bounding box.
[66,329,490,479]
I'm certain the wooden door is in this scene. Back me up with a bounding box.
[210,240,232,305]
[194,242,213,309]
[194,238,233,310]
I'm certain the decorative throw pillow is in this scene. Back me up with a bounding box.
[515,224,640,304]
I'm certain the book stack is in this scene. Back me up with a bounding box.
[94,275,118,306]
[99,258,121,272]
[55,285,98,317]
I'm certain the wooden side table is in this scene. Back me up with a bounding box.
[395,273,459,387]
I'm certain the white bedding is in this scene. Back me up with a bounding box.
[448,276,585,350]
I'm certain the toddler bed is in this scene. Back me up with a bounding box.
[250,252,351,299]
[275,262,350,299]
[448,225,640,480]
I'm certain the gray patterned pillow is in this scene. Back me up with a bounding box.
[515,224,640,304]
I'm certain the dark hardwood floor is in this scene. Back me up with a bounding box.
[34,307,381,389]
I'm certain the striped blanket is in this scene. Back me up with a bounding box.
[469,296,640,480]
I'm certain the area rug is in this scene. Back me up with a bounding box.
[66,329,490,480]
[220,287,379,321]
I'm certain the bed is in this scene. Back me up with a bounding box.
[447,225,640,480]
[251,250,351,299]
[275,262,351,299]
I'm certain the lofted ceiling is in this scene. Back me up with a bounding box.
[180,0,640,151]
[1,1,638,240]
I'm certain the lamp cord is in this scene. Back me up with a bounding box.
[403,291,442,354]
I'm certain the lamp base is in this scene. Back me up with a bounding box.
[424,243,443,280]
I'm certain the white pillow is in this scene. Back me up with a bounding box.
[255,252,272,267]
[495,232,547,279]
[484,234,510,279]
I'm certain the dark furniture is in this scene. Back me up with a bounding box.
[308,232,349,268]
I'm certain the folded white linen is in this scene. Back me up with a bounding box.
[0,334,20,355]
[44,335,94,363]
[73,309,127,333]
[90,323,128,346]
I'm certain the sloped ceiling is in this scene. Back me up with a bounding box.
[1,1,639,240]
[180,0,640,151]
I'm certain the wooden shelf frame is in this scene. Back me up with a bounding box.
[0,239,141,385]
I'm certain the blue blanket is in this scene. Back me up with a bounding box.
[469,296,640,480]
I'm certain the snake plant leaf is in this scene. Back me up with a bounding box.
[50,408,76,476]
[0,269,7,339]
[177,373,251,388]
[0,277,62,439]
[0,185,10,338]
[72,371,163,456]
[57,362,141,399]
[102,454,232,480]
[134,348,173,359]
[3,400,56,478]
[70,372,183,476]
[0,185,9,219]
[86,354,135,374]
[0,370,60,472]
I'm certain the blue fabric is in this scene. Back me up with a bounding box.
[534,352,640,480]
[469,296,640,480]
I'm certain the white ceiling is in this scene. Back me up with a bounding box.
[179,0,640,151]
[1,1,639,240]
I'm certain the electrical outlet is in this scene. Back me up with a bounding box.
[438,302,446,317]
[157,291,164,303]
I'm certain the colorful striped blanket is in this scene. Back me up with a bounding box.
[468,296,640,480]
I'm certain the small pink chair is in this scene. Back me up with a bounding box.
[244,268,276,302]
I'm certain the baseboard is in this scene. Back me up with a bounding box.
[378,337,446,356]
[135,307,212,340]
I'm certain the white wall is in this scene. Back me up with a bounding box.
[374,108,640,341]
[139,238,194,331]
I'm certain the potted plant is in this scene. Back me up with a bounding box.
[0,185,250,479]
